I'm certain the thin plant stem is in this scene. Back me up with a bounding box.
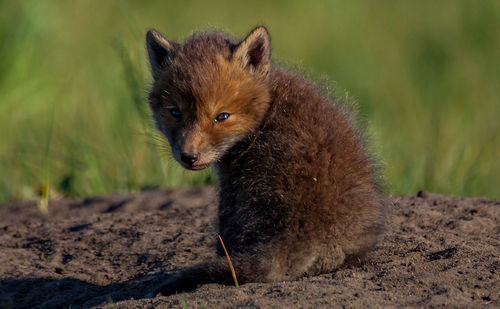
[218,234,239,288]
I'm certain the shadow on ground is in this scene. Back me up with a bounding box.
[0,187,498,308]
[0,273,166,309]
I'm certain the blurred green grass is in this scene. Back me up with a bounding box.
[0,0,499,201]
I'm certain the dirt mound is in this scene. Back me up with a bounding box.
[0,187,498,308]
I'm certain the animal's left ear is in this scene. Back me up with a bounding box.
[233,26,271,76]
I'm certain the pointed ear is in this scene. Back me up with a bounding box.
[233,26,271,76]
[146,29,178,80]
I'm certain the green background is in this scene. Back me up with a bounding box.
[1,0,499,202]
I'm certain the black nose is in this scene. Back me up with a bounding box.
[180,152,199,165]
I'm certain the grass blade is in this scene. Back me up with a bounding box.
[218,234,239,288]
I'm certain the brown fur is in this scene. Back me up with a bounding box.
[145,26,388,296]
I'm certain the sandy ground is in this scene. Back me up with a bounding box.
[0,186,498,308]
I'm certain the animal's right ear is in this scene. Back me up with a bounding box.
[146,29,178,81]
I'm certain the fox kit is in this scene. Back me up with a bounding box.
[146,26,387,296]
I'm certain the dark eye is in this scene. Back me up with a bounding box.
[213,112,230,123]
[168,108,181,119]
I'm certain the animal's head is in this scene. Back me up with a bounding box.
[146,26,272,170]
